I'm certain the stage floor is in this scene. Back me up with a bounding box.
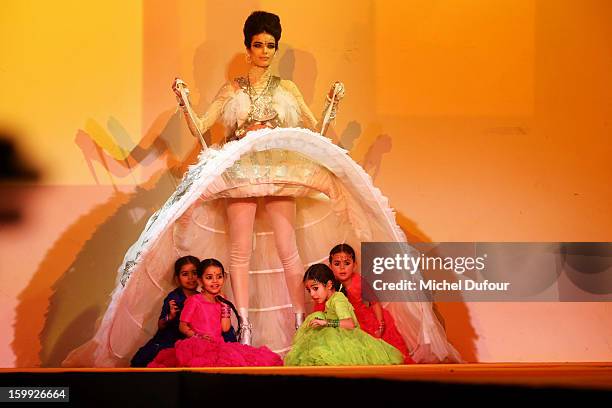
[3,363,611,390]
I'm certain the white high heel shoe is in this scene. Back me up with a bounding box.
[239,318,253,346]
[294,312,306,331]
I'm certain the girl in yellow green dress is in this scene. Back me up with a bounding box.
[285,264,404,366]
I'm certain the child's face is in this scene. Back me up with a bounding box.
[200,265,224,296]
[330,252,356,283]
[177,263,199,291]
[305,279,333,304]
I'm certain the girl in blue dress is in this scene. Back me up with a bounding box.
[130,256,200,367]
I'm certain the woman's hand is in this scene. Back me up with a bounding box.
[327,81,345,100]
[172,78,189,107]
[172,78,185,97]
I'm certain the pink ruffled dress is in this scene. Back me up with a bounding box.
[149,294,282,367]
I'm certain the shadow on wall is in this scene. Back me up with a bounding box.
[33,175,183,367]
[0,132,42,365]
[13,112,199,366]
[360,134,392,181]
[337,121,361,151]
[394,210,478,362]
[279,48,318,105]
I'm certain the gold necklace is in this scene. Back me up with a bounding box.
[247,73,272,104]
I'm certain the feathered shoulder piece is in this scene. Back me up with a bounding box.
[221,76,300,129]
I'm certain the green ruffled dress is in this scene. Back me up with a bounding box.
[284,292,404,366]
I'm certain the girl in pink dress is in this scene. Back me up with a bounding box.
[316,244,414,364]
[149,259,282,367]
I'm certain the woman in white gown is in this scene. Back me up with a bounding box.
[63,11,462,367]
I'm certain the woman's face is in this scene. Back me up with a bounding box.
[247,32,277,68]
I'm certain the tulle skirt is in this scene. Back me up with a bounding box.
[62,127,462,367]
[355,306,414,364]
[284,312,404,366]
[315,300,414,363]
[148,337,282,368]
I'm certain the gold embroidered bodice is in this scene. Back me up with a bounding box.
[232,75,282,139]
[195,70,318,142]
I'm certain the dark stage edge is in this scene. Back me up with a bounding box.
[1,364,611,406]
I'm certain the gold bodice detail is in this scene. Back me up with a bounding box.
[232,75,282,139]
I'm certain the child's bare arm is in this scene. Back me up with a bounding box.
[339,318,355,329]
[372,302,385,337]
[179,321,196,338]
[220,301,232,332]
[158,299,179,330]
[221,317,231,333]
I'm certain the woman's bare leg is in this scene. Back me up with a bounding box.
[264,197,305,317]
[226,197,257,343]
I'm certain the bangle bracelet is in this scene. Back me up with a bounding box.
[220,303,231,318]
[326,319,340,328]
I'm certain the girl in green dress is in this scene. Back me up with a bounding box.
[284,264,404,366]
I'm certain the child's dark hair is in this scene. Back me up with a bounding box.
[174,255,200,277]
[199,258,242,336]
[329,243,356,263]
[303,264,341,291]
[243,11,282,49]
[198,258,226,278]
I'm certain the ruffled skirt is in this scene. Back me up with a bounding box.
[355,306,414,364]
[284,312,404,366]
[148,337,282,368]
[62,127,462,367]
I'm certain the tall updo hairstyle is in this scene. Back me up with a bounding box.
[243,11,282,49]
